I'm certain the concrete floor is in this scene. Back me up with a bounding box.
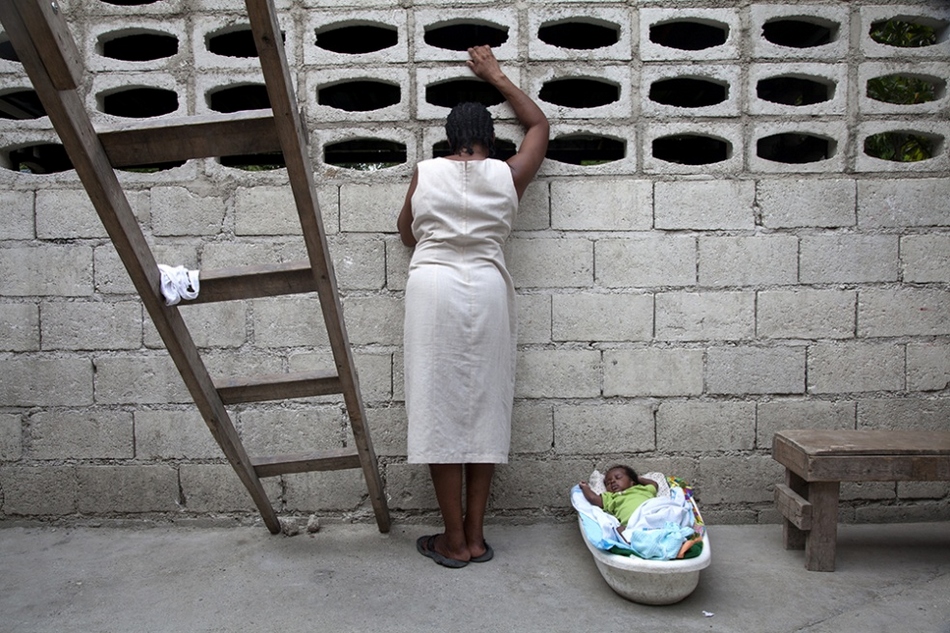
[1,520,948,633]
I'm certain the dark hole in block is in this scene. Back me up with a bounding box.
[100,0,162,5]
[864,131,939,162]
[761,19,837,48]
[424,22,509,51]
[652,134,730,165]
[324,139,407,170]
[101,31,179,61]
[433,138,516,160]
[870,18,945,48]
[537,20,620,50]
[208,84,271,113]
[318,80,400,112]
[101,87,178,118]
[757,133,834,164]
[315,23,398,54]
[0,36,19,62]
[539,78,620,108]
[545,134,625,165]
[649,20,728,51]
[208,27,284,58]
[757,76,832,106]
[5,143,72,174]
[218,153,286,171]
[426,79,504,108]
[649,78,728,108]
[867,74,944,105]
[0,90,46,119]
[116,159,187,173]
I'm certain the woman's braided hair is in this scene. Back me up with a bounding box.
[445,101,495,156]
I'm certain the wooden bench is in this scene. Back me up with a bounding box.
[772,429,950,571]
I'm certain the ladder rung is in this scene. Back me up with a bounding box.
[189,260,317,304]
[251,447,363,478]
[98,111,281,168]
[215,370,343,404]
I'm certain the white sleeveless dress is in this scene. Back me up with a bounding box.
[404,157,518,464]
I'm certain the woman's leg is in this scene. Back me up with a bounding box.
[427,463,470,561]
[464,463,494,557]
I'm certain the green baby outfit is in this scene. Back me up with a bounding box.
[601,484,657,524]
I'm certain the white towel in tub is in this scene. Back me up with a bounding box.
[571,485,629,551]
[620,487,696,560]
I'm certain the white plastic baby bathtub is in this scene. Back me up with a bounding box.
[578,517,711,605]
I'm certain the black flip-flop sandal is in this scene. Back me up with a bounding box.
[416,534,469,568]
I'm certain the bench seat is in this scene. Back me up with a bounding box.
[772,429,950,571]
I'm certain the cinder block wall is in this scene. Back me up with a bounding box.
[1,0,948,527]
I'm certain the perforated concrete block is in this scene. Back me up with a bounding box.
[858,178,950,227]
[808,342,904,394]
[859,5,950,59]
[858,61,950,116]
[655,291,755,342]
[643,121,742,175]
[655,179,754,230]
[603,348,704,397]
[706,346,806,395]
[412,7,519,63]
[85,18,188,73]
[527,6,633,61]
[757,178,856,228]
[750,4,850,61]
[553,403,655,454]
[749,120,846,174]
[193,13,297,71]
[550,179,651,231]
[529,64,633,120]
[195,69,297,116]
[86,0,186,15]
[698,235,798,287]
[901,234,950,283]
[639,8,741,62]
[415,66,521,121]
[314,125,415,179]
[538,123,637,176]
[855,120,949,173]
[748,62,848,116]
[800,234,899,283]
[304,9,409,66]
[640,64,740,118]
[552,292,652,342]
[306,67,410,123]
[757,289,856,340]
[88,71,186,125]
[595,235,697,288]
[858,288,950,337]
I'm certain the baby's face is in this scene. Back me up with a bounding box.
[604,468,635,493]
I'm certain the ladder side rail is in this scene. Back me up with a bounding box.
[1,0,282,534]
[245,0,391,532]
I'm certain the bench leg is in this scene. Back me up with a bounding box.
[782,470,807,550]
[804,481,839,572]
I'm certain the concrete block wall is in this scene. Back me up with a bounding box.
[1,0,948,528]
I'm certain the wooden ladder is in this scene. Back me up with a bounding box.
[1,0,391,534]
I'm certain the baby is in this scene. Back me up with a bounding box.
[579,464,659,525]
